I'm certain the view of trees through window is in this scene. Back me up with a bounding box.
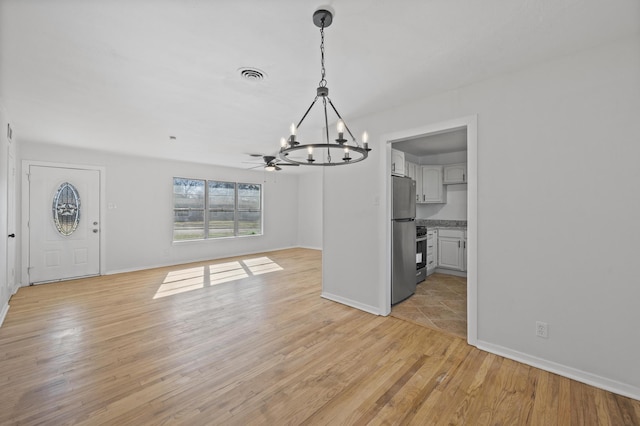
[173,178,262,241]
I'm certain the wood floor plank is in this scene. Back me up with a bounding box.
[1,248,638,425]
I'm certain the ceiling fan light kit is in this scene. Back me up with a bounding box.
[278,8,371,167]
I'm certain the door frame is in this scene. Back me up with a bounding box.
[381,115,478,346]
[7,146,16,294]
[21,160,107,286]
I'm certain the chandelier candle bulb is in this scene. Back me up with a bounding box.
[289,123,297,145]
[343,146,350,161]
[280,137,287,148]
[362,131,369,151]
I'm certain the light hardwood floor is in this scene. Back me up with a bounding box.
[1,248,639,425]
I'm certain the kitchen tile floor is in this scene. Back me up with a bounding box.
[391,273,467,339]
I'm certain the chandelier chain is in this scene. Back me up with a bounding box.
[319,20,327,87]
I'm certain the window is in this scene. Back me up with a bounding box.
[237,183,262,236]
[173,178,262,241]
[208,181,235,238]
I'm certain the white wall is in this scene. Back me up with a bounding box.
[18,142,301,277]
[297,169,323,250]
[323,37,640,397]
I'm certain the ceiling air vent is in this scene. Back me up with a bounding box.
[239,67,267,81]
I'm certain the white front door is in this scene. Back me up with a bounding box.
[28,166,101,284]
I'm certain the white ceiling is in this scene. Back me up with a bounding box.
[1,1,638,172]
[393,128,468,157]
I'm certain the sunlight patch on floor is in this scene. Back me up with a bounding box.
[243,256,284,275]
[153,257,283,299]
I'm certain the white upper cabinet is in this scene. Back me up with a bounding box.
[443,163,467,184]
[414,165,423,203]
[391,149,405,176]
[405,161,422,203]
[405,161,414,180]
[420,165,445,203]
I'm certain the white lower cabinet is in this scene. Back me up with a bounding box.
[437,229,466,272]
[426,229,437,275]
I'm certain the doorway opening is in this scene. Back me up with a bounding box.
[383,115,477,345]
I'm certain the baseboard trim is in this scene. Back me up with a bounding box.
[321,292,381,316]
[434,268,467,277]
[297,245,322,251]
[477,340,640,401]
[0,302,9,328]
[106,245,309,275]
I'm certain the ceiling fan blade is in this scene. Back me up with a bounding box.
[275,163,299,167]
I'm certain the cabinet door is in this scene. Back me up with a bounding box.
[426,233,436,271]
[391,149,405,176]
[415,166,423,203]
[407,162,417,180]
[421,166,444,203]
[444,163,467,184]
[463,238,467,272]
[438,236,464,271]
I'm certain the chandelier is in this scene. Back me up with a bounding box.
[278,8,371,166]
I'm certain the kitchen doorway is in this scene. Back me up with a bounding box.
[383,115,477,345]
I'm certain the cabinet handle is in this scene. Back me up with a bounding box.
[458,241,460,248]
[464,241,466,249]
[392,164,395,172]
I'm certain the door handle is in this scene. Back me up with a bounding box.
[8,233,15,238]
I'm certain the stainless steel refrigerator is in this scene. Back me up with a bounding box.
[392,175,416,304]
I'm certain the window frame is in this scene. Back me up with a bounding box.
[172,177,263,242]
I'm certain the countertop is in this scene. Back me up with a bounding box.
[417,219,467,230]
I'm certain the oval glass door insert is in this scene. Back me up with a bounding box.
[52,182,81,236]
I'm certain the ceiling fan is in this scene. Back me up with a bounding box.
[245,154,299,171]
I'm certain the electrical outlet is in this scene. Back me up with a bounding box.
[536,321,548,339]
